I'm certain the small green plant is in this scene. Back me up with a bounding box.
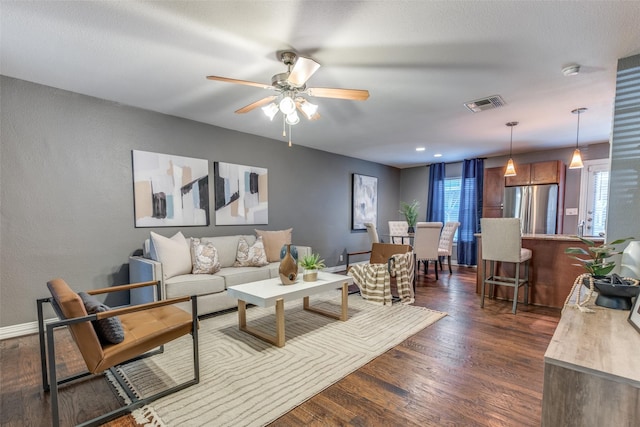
[299,253,326,270]
[399,200,419,228]
[565,236,635,276]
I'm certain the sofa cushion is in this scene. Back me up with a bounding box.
[201,235,256,268]
[164,274,226,298]
[234,236,269,267]
[78,292,125,344]
[150,231,192,280]
[191,238,221,274]
[215,266,272,287]
[255,228,292,262]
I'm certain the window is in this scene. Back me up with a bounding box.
[579,159,610,237]
[444,177,461,240]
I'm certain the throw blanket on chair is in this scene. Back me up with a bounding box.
[348,263,392,305]
[390,252,415,304]
[348,251,415,306]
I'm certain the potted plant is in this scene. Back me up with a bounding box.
[565,236,634,276]
[399,200,419,233]
[299,253,326,282]
[565,236,638,309]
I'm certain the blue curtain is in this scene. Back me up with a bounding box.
[426,163,446,222]
[457,158,484,266]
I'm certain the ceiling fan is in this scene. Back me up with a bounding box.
[206,51,369,144]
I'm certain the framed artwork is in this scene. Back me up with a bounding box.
[352,173,378,230]
[214,161,268,225]
[629,295,640,334]
[132,150,210,227]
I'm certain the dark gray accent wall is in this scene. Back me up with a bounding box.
[0,76,400,327]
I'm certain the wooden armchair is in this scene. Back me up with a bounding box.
[37,279,199,427]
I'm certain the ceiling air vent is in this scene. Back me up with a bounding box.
[464,95,506,113]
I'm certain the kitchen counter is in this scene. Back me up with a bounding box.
[475,234,604,308]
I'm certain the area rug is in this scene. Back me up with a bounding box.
[112,292,446,426]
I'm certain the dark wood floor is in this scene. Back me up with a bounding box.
[1,266,560,427]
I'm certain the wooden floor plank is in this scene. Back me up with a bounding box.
[0,266,560,426]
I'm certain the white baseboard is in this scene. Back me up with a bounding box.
[0,319,55,340]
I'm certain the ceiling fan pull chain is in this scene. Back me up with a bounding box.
[288,124,292,147]
[282,114,286,137]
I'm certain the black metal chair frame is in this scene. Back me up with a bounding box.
[37,281,199,427]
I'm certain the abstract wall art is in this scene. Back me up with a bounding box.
[352,173,378,230]
[132,150,210,227]
[214,161,268,225]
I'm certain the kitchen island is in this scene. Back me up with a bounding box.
[475,234,604,308]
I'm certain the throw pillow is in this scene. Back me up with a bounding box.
[150,231,192,280]
[78,292,125,344]
[255,228,293,262]
[191,238,221,274]
[234,236,269,267]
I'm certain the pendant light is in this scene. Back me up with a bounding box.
[569,108,587,169]
[504,121,518,177]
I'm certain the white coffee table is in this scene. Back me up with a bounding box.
[227,271,353,347]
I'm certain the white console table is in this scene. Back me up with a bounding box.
[542,305,640,426]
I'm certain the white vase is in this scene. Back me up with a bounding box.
[619,240,640,279]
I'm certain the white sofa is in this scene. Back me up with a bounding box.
[129,232,311,316]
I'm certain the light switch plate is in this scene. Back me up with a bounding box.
[566,208,578,216]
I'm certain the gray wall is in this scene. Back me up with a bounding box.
[0,76,400,327]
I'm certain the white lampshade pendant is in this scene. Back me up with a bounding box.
[569,108,587,169]
[286,110,300,125]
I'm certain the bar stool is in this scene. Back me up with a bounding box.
[480,218,531,314]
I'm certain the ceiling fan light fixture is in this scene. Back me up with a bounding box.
[299,99,318,118]
[279,96,296,115]
[569,108,587,169]
[286,111,300,125]
[262,102,279,121]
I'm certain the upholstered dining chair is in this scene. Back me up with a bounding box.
[346,222,380,271]
[480,218,532,314]
[438,221,460,274]
[37,279,199,426]
[413,222,443,280]
[388,220,409,244]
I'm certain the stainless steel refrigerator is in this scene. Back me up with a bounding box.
[503,184,559,234]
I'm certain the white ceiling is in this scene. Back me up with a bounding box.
[2,1,640,168]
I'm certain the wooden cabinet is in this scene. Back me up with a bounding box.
[505,160,564,186]
[482,166,505,218]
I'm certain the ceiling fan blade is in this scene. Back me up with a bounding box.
[287,56,321,87]
[206,75,272,90]
[306,87,370,101]
[235,96,277,114]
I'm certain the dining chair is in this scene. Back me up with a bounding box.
[480,218,531,314]
[438,221,460,274]
[388,220,409,244]
[413,221,443,280]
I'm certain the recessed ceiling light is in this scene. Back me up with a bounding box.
[416,147,425,152]
[434,153,442,158]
